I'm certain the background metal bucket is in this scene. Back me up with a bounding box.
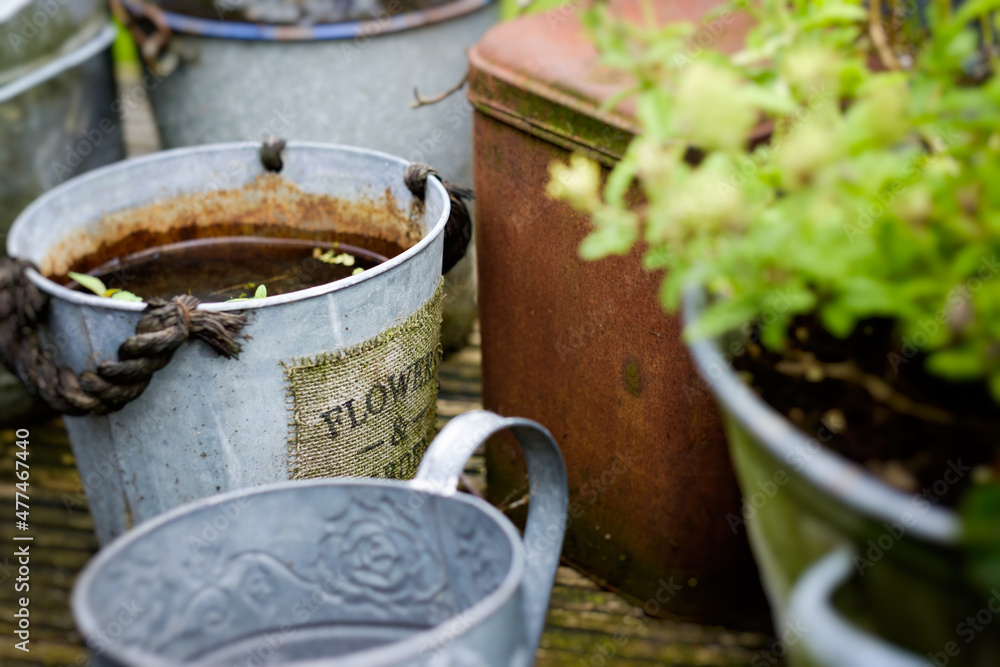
[682,290,1000,666]
[8,141,451,545]
[0,1,123,239]
[1,0,125,425]
[72,410,568,667]
[126,0,495,350]
[787,550,926,667]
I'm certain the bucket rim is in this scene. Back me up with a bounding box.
[0,22,116,105]
[71,475,527,667]
[122,0,493,42]
[7,140,452,314]
[681,288,961,545]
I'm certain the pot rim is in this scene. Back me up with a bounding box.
[71,476,527,667]
[0,22,116,104]
[7,140,451,314]
[123,0,493,42]
[681,288,960,544]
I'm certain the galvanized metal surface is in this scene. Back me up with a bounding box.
[72,410,568,667]
[142,3,494,188]
[787,550,924,667]
[680,291,1000,666]
[7,142,451,546]
[0,15,123,238]
[0,0,105,79]
[468,6,767,627]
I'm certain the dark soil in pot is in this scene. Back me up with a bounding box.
[733,316,1000,505]
[58,223,404,303]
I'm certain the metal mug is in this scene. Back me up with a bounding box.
[72,410,568,667]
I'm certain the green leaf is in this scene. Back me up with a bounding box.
[926,346,984,380]
[950,0,1000,30]
[684,299,760,340]
[741,83,797,114]
[819,301,856,339]
[254,284,267,299]
[579,223,638,260]
[796,3,867,29]
[109,290,143,302]
[67,271,107,297]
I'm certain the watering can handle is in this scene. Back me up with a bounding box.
[786,548,925,667]
[413,410,568,656]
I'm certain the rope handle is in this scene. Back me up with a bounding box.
[404,163,474,275]
[0,258,247,417]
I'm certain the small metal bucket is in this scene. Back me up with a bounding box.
[1,0,124,236]
[1,0,125,423]
[7,142,452,545]
[72,410,568,667]
[122,0,494,350]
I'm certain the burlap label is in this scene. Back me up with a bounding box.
[282,280,443,480]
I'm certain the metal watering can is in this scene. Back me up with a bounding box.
[72,410,568,667]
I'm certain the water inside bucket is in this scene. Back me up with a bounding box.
[58,229,407,302]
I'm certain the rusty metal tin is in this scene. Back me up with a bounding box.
[467,2,769,626]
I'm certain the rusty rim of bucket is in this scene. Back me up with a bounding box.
[6,141,451,314]
[122,0,493,42]
[71,476,527,667]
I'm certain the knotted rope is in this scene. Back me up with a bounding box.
[404,163,474,275]
[0,258,247,417]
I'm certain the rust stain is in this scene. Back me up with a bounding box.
[42,174,421,277]
[470,1,768,628]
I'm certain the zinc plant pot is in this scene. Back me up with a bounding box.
[122,0,495,350]
[683,290,1000,666]
[8,142,452,546]
[1,0,125,425]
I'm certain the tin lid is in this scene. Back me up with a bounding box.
[467,0,752,166]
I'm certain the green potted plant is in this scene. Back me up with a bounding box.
[549,0,1000,663]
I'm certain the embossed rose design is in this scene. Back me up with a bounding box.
[317,492,447,608]
[345,523,407,590]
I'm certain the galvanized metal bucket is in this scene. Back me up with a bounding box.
[72,410,568,667]
[682,289,1000,666]
[7,142,452,545]
[0,0,123,237]
[1,0,125,425]
[123,0,493,350]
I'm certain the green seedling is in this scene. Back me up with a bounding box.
[68,271,142,302]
